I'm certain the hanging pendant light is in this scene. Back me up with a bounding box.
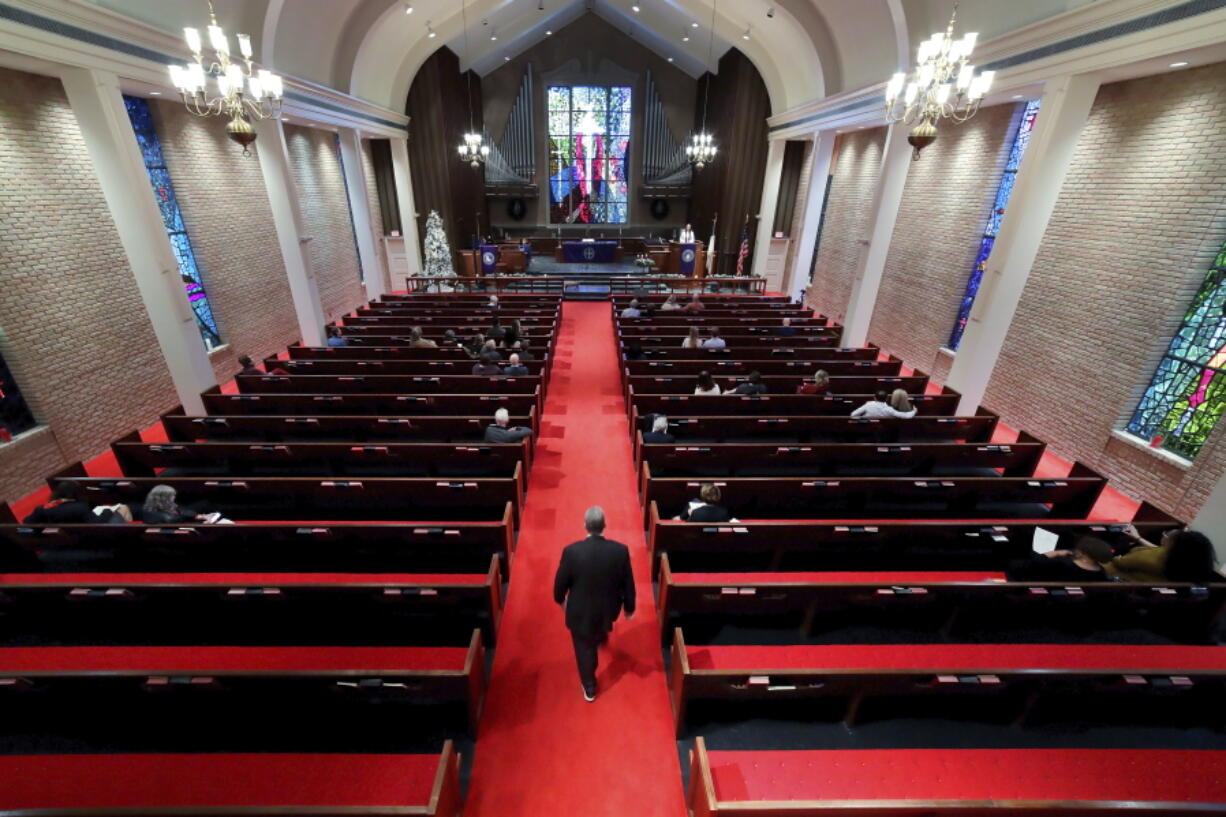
[687,0,718,170]
[457,0,489,168]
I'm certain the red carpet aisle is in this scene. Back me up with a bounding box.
[463,302,686,817]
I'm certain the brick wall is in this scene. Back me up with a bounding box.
[983,63,1226,519]
[152,100,300,378]
[360,138,391,294]
[284,125,365,321]
[869,102,1020,376]
[805,130,884,324]
[0,68,178,503]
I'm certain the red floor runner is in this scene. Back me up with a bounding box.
[462,302,686,816]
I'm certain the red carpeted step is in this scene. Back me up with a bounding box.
[0,645,469,673]
[0,571,488,585]
[685,642,1226,672]
[670,571,1004,585]
[705,747,1226,804]
[0,751,448,811]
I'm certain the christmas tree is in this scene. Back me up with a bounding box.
[422,209,456,290]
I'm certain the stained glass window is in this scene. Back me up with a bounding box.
[947,99,1040,351]
[547,85,631,224]
[0,350,36,441]
[123,96,222,351]
[1125,242,1226,460]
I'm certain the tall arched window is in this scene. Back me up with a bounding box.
[1125,239,1226,460]
[547,86,631,224]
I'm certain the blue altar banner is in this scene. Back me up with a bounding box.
[562,240,618,263]
[678,243,697,276]
[480,245,498,276]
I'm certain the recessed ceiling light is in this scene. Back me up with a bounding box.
[1012,94,1024,99]
[404,2,413,14]
[1169,61,1189,67]
[682,34,689,41]
[691,22,699,28]
[427,21,436,38]
[149,91,162,95]
[504,55,510,61]
[741,27,750,40]
[631,3,640,11]
[545,29,552,35]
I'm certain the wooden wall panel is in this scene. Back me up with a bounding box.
[688,48,770,276]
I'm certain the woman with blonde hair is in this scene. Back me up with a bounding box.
[888,388,914,415]
[681,327,701,349]
[661,293,681,311]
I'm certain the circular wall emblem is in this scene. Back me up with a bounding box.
[482,251,496,266]
[682,249,696,263]
[582,246,597,261]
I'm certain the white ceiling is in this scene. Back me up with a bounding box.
[85,0,1109,114]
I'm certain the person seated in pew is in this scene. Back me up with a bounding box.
[851,390,917,419]
[682,327,702,349]
[1006,536,1115,582]
[23,480,131,524]
[694,371,722,395]
[485,295,500,309]
[701,328,726,350]
[621,299,643,319]
[676,483,732,523]
[661,294,681,311]
[487,317,507,343]
[1109,526,1219,583]
[503,354,529,376]
[778,317,797,337]
[642,415,675,444]
[797,369,831,395]
[408,327,438,348]
[484,408,533,443]
[728,370,768,396]
[512,340,535,361]
[463,333,487,359]
[326,326,348,347]
[141,484,218,524]
[889,388,915,415]
[473,352,503,376]
[441,329,459,347]
[625,342,646,361]
[681,293,705,313]
[503,319,523,348]
[237,355,262,377]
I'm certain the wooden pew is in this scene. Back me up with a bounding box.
[617,315,828,327]
[624,344,869,359]
[0,555,504,646]
[264,357,548,376]
[655,554,1226,645]
[646,501,1182,573]
[0,744,462,816]
[0,507,515,575]
[112,436,531,477]
[46,470,525,525]
[669,630,1226,732]
[164,411,538,443]
[624,359,903,377]
[630,391,961,417]
[626,374,930,395]
[687,738,1226,816]
[628,407,998,446]
[0,630,487,735]
[637,435,1046,480]
[286,344,548,360]
[203,391,540,420]
[235,374,542,395]
[642,462,1108,525]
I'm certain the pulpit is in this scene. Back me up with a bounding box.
[666,241,705,277]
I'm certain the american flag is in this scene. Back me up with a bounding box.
[735,221,751,276]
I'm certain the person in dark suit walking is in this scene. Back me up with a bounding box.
[553,506,636,702]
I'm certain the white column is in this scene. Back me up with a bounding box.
[749,138,787,280]
[1192,475,1226,562]
[389,136,423,280]
[785,130,836,303]
[254,117,326,347]
[59,68,215,415]
[946,73,1101,414]
[840,120,912,348]
[338,127,385,301]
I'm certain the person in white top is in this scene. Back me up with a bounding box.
[679,224,695,243]
[850,390,917,419]
[661,294,681,311]
[700,328,726,349]
[620,299,642,318]
[694,371,722,395]
[681,327,701,348]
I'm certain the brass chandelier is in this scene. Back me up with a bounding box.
[686,0,719,170]
[167,0,284,155]
[883,5,994,159]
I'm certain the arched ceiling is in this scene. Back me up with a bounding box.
[86,0,1102,115]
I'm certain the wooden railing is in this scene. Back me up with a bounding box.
[402,275,769,295]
